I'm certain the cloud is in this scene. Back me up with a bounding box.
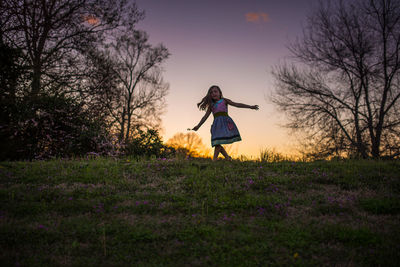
[245,12,269,23]
[83,15,100,26]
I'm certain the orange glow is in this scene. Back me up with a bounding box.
[166,132,212,158]
[84,15,100,26]
[245,12,269,23]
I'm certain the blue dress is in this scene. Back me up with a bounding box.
[211,99,241,147]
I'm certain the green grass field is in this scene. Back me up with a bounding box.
[1,158,399,266]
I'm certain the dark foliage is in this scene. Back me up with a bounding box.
[0,1,171,160]
[123,129,175,158]
[0,93,110,160]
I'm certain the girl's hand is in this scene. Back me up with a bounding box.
[252,105,259,110]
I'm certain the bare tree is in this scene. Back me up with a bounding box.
[271,0,400,159]
[0,0,143,99]
[105,31,170,142]
[80,47,120,125]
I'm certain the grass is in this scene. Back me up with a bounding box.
[1,157,400,266]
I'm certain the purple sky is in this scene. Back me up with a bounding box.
[134,0,320,158]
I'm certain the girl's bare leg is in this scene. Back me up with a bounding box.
[219,146,232,160]
[213,145,221,161]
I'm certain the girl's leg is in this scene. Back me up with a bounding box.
[213,145,221,161]
[219,146,232,160]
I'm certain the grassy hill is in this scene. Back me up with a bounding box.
[1,158,400,266]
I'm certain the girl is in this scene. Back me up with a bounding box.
[191,85,259,161]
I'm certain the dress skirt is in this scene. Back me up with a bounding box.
[211,115,241,147]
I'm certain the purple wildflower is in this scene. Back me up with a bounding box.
[38,224,48,230]
[257,207,266,215]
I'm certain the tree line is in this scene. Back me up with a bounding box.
[0,0,172,160]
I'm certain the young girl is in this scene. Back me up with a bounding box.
[191,85,259,161]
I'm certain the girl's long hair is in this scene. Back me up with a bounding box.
[197,85,223,111]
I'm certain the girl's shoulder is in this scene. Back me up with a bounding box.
[223,98,232,105]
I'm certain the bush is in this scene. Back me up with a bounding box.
[123,129,175,158]
[0,94,111,160]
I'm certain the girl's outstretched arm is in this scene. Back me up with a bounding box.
[192,107,212,131]
[225,98,259,110]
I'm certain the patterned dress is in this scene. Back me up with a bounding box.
[210,98,241,147]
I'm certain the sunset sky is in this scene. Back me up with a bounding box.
[134,0,320,159]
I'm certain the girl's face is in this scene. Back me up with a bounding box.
[210,87,221,101]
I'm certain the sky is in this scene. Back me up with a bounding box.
[134,0,320,159]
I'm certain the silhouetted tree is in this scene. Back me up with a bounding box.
[0,0,172,159]
[104,31,170,142]
[0,40,24,110]
[0,41,26,159]
[271,0,400,159]
[1,0,143,100]
[81,47,120,128]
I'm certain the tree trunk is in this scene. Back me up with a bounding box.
[31,64,41,100]
[125,102,131,142]
[354,109,368,158]
[125,113,131,142]
[119,108,126,142]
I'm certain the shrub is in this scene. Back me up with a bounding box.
[123,129,175,158]
[0,94,111,160]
